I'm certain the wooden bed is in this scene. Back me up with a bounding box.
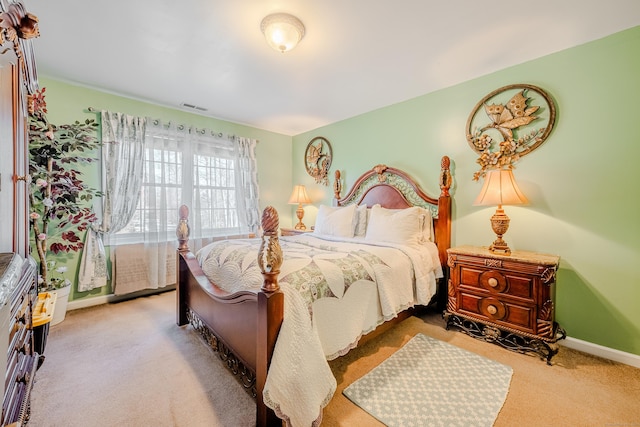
[176,156,452,426]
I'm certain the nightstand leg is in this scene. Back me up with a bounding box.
[443,313,565,365]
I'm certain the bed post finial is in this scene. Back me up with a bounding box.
[440,156,452,197]
[334,170,342,199]
[177,205,190,252]
[258,206,283,293]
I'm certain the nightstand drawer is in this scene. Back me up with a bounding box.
[458,291,535,334]
[459,266,534,301]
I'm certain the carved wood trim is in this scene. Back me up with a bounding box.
[333,170,342,199]
[337,164,440,209]
[539,300,554,322]
[541,267,556,285]
[446,279,457,313]
[187,308,257,397]
[447,254,456,269]
[0,2,39,94]
[258,206,282,293]
[373,164,388,182]
[439,156,452,197]
[484,258,502,268]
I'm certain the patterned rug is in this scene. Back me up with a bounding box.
[343,333,513,427]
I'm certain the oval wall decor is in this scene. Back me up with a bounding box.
[466,83,556,180]
[304,136,332,186]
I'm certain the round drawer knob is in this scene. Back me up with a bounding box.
[479,271,506,292]
[487,305,498,315]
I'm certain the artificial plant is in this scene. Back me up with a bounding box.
[28,87,101,290]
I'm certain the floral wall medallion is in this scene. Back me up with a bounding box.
[466,83,556,180]
[305,136,333,185]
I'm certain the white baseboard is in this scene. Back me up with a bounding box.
[66,286,176,312]
[561,336,640,369]
[67,295,115,311]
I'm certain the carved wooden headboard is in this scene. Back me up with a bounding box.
[334,156,452,266]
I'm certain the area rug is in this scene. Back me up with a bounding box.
[343,333,513,427]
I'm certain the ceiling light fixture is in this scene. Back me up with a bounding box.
[260,13,305,53]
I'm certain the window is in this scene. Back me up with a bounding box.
[194,154,240,232]
[115,125,252,244]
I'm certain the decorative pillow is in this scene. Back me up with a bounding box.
[313,204,358,238]
[354,204,368,237]
[365,205,430,245]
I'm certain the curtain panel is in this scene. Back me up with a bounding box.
[78,111,146,292]
[235,137,261,232]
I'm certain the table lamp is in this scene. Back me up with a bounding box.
[474,169,528,254]
[288,185,312,230]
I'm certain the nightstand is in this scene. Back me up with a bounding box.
[444,245,565,364]
[280,227,313,236]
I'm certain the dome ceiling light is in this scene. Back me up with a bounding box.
[260,13,305,53]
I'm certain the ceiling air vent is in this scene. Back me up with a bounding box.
[180,102,208,112]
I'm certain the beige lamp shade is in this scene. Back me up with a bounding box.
[474,169,528,207]
[288,185,311,205]
[260,13,305,53]
[474,169,528,254]
[288,185,311,230]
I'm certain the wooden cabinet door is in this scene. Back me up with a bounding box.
[0,46,29,258]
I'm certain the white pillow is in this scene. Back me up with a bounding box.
[313,204,358,238]
[368,204,433,242]
[365,205,430,245]
[354,204,368,237]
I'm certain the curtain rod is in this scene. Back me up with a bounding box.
[86,106,254,142]
[87,106,227,137]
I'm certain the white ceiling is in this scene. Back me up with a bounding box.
[24,0,640,136]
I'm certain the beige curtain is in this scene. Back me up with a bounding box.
[235,137,261,232]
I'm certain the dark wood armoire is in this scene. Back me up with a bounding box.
[0,2,40,425]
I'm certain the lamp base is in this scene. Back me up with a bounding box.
[489,238,511,255]
[294,204,307,230]
[489,206,512,255]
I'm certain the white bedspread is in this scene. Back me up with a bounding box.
[196,234,441,427]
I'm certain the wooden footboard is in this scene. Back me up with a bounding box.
[176,205,283,426]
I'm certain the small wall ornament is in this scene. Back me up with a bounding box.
[304,136,332,186]
[466,84,556,180]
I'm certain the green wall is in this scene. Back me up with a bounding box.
[292,26,640,356]
[38,77,293,302]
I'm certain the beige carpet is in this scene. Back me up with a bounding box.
[30,290,640,426]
